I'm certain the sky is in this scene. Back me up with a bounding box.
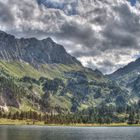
[130,0,137,6]
[0,0,140,74]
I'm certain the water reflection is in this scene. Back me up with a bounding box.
[0,126,140,140]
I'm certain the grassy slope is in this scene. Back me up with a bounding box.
[0,60,104,81]
[0,60,85,112]
[0,60,108,113]
[0,60,84,79]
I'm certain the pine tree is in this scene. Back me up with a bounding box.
[128,111,135,124]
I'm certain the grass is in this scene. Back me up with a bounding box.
[0,61,43,78]
[49,95,72,111]
[1,119,140,127]
[0,119,44,125]
[0,60,83,79]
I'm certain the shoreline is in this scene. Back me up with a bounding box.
[0,119,140,127]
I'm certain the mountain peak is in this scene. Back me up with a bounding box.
[0,30,6,34]
[0,30,15,39]
[108,57,140,81]
[43,37,54,42]
[0,30,81,66]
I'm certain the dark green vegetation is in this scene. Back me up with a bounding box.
[1,104,140,125]
[108,57,140,106]
[0,30,140,124]
[0,62,127,114]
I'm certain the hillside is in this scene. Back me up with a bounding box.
[0,30,130,114]
[108,57,140,86]
[0,30,81,66]
[108,57,140,103]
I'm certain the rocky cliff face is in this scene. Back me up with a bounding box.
[0,30,81,66]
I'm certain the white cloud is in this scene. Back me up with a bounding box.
[0,0,140,74]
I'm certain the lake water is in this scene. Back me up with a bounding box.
[0,125,140,140]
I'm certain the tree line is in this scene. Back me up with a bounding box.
[0,105,140,125]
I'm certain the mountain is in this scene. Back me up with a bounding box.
[108,57,140,103]
[108,57,140,85]
[0,30,81,66]
[0,30,129,113]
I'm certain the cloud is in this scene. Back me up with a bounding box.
[0,1,14,27]
[0,0,140,74]
[55,21,99,49]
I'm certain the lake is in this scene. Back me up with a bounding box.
[0,125,140,140]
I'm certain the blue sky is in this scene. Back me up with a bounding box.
[130,0,137,6]
[37,0,78,15]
